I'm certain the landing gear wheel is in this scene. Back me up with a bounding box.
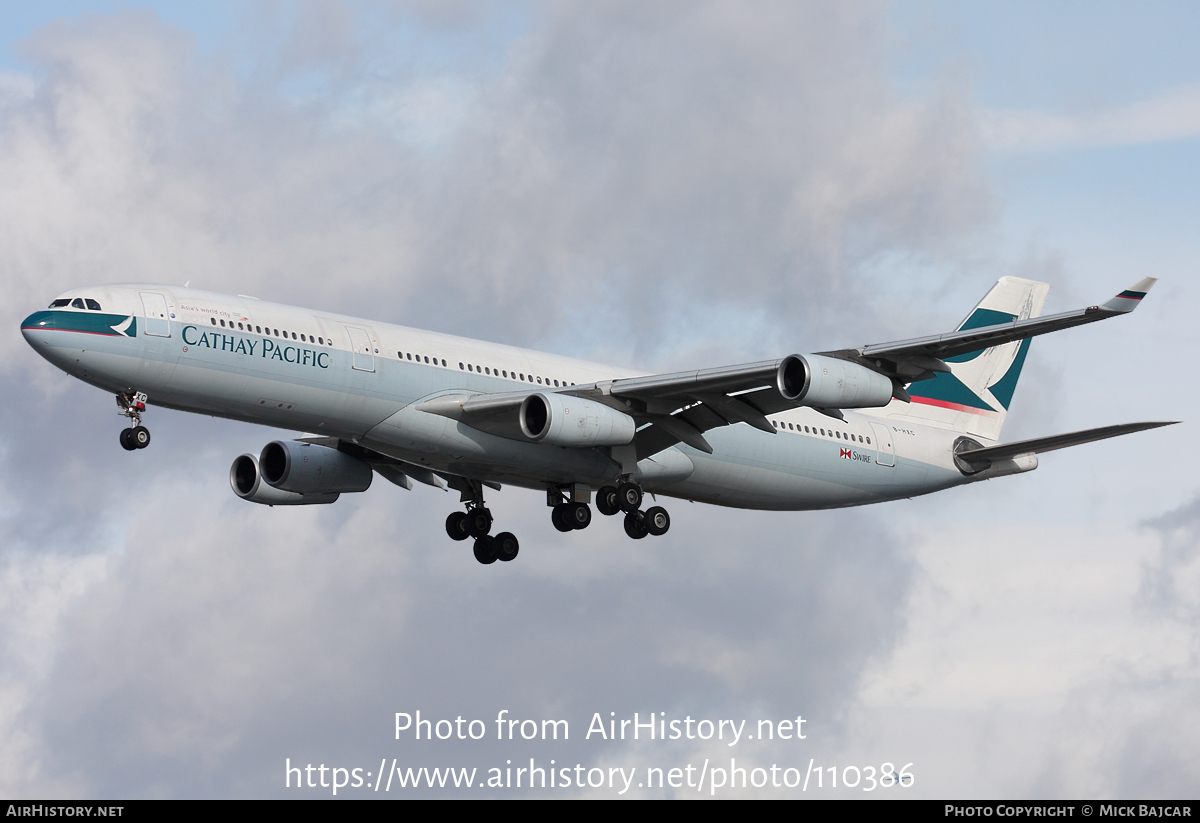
[623,511,648,540]
[493,532,519,562]
[567,502,592,530]
[466,507,493,539]
[617,482,642,513]
[596,486,620,516]
[446,512,470,541]
[644,506,670,536]
[473,537,497,565]
[132,426,150,449]
[551,504,573,533]
[119,428,138,451]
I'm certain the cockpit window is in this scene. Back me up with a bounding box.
[49,299,71,308]
[70,298,86,309]
[85,298,102,311]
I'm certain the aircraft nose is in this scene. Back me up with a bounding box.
[20,310,58,343]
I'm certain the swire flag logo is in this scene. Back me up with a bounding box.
[840,448,852,459]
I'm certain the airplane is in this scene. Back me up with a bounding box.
[21,276,1174,565]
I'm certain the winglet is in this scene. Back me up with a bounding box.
[1101,277,1157,313]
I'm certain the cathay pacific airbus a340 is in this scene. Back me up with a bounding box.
[21,277,1173,564]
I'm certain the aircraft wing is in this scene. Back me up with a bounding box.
[584,359,801,457]
[297,434,448,489]
[953,421,1177,472]
[416,278,1158,460]
[599,277,1161,456]
[298,433,510,501]
[820,277,1156,381]
[417,361,801,458]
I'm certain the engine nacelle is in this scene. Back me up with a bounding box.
[259,441,374,494]
[519,393,636,447]
[229,453,341,505]
[780,354,894,409]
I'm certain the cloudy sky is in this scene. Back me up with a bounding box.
[2,0,1197,798]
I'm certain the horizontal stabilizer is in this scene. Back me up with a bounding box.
[1101,277,1157,313]
[955,420,1177,470]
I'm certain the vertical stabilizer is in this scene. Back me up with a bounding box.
[902,277,1050,441]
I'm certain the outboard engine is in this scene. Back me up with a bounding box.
[259,440,374,494]
[229,453,341,506]
[777,354,894,408]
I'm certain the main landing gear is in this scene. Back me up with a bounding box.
[551,501,591,532]
[446,478,672,564]
[117,392,151,451]
[445,481,519,565]
[570,480,672,541]
[548,483,593,534]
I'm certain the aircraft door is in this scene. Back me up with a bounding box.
[139,292,171,337]
[346,326,375,372]
[869,422,895,467]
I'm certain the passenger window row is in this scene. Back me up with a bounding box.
[398,352,447,367]
[457,361,575,388]
[50,298,102,311]
[209,316,330,346]
[205,317,583,386]
[771,419,870,445]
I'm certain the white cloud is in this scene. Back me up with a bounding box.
[0,548,112,797]
[980,84,1200,154]
[834,518,1200,799]
[0,2,991,372]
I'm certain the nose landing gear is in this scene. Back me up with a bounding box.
[119,426,151,451]
[117,392,150,451]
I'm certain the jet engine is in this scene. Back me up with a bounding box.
[258,440,374,494]
[230,453,341,506]
[519,393,637,447]
[778,354,894,409]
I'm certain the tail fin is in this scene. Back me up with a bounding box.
[903,277,1050,441]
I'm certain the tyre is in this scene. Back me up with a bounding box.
[623,511,648,540]
[568,502,592,530]
[617,482,642,513]
[551,504,573,532]
[119,429,137,451]
[467,507,493,538]
[445,512,470,541]
[132,426,150,448]
[596,486,620,516]
[644,506,670,536]
[493,532,519,562]
[473,537,497,564]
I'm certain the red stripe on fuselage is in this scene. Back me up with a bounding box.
[21,327,121,337]
[907,395,997,415]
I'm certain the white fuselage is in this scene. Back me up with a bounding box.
[22,284,983,510]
